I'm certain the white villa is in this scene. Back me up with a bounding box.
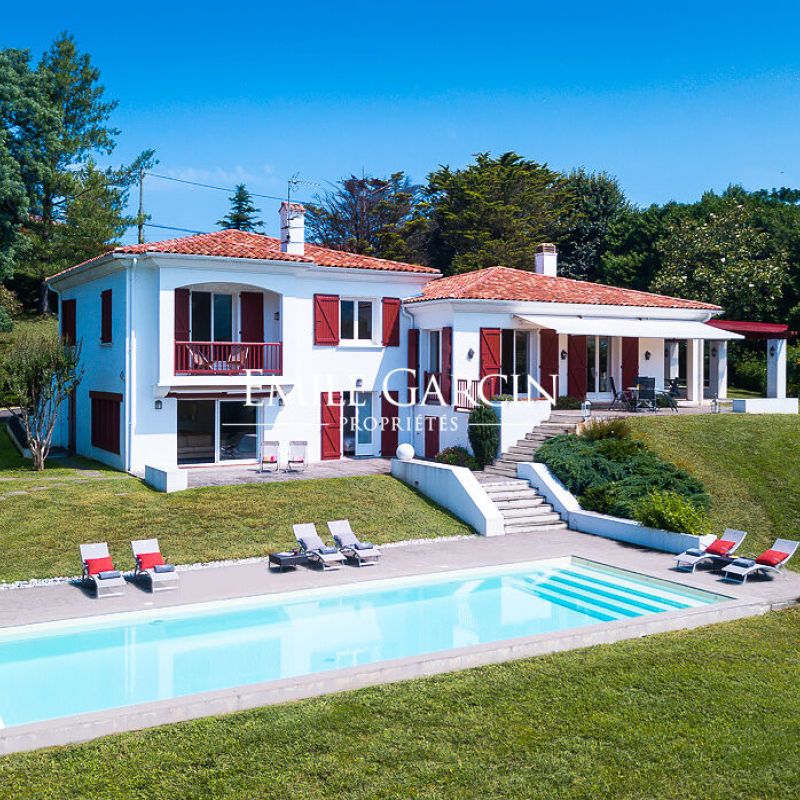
[48,202,791,475]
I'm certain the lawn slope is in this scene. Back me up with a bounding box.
[629,414,800,555]
[1,609,798,799]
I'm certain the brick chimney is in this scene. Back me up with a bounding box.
[535,243,557,277]
[280,201,305,255]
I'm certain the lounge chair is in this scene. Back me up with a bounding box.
[80,542,126,598]
[287,440,307,472]
[609,376,634,411]
[722,538,799,584]
[674,529,747,572]
[327,520,381,566]
[293,523,346,570]
[131,538,179,592]
[260,440,280,472]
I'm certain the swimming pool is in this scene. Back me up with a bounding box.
[0,558,723,729]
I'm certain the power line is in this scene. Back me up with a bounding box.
[144,172,314,205]
[144,222,208,235]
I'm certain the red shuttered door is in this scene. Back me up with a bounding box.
[621,337,639,391]
[441,326,453,405]
[539,329,559,399]
[479,328,501,399]
[382,297,401,346]
[314,294,340,345]
[381,391,400,456]
[424,416,440,459]
[240,291,265,370]
[407,328,420,403]
[321,392,342,460]
[567,335,588,399]
[61,299,76,344]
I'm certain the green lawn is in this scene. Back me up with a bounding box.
[1,608,797,799]
[629,414,800,556]
[0,429,472,583]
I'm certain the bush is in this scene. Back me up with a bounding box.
[580,417,631,441]
[536,435,626,496]
[467,404,500,468]
[634,491,710,535]
[0,307,12,333]
[435,446,478,471]
[554,395,582,410]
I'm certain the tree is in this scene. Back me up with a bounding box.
[467,403,500,468]
[652,198,790,320]
[555,169,630,282]
[1,329,82,470]
[217,184,263,231]
[305,172,422,260]
[419,152,573,274]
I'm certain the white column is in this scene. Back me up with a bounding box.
[686,339,704,403]
[713,341,728,399]
[766,339,787,399]
[666,341,680,380]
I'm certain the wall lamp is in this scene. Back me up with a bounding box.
[560,349,568,361]
[644,351,652,361]
[467,348,475,360]
[769,344,777,358]
[154,399,163,411]
[711,346,718,358]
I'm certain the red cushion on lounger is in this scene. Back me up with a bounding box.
[705,539,735,556]
[85,556,114,575]
[137,551,165,570]
[755,549,790,567]
[266,455,277,463]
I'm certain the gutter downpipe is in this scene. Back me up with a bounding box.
[124,257,137,473]
[401,303,418,444]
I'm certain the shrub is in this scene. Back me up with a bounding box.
[580,417,631,441]
[634,491,710,535]
[435,446,478,470]
[0,286,21,318]
[467,404,500,468]
[554,395,582,410]
[536,435,626,496]
[0,307,12,333]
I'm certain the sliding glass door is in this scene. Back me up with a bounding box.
[177,399,259,464]
[586,336,611,396]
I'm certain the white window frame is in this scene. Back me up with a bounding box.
[189,289,238,343]
[339,297,377,344]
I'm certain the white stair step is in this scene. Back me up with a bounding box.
[494,497,545,510]
[501,505,553,519]
[504,511,562,526]
[485,488,543,502]
[504,522,568,533]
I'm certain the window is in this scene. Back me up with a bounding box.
[213,294,233,341]
[586,336,611,394]
[339,299,374,342]
[190,291,233,341]
[428,330,441,372]
[90,392,122,454]
[100,290,112,344]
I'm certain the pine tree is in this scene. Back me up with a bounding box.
[217,184,263,231]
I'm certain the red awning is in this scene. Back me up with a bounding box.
[705,320,796,340]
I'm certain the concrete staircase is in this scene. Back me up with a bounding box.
[474,473,567,533]
[482,411,579,479]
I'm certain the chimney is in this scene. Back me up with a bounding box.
[534,243,557,277]
[280,201,306,255]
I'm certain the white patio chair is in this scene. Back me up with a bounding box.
[79,542,125,598]
[722,538,799,583]
[674,529,747,572]
[131,538,179,592]
[327,520,381,566]
[260,440,280,472]
[287,440,308,472]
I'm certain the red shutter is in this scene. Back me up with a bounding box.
[240,292,264,341]
[424,416,440,459]
[622,337,639,391]
[321,391,342,460]
[479,328,501,399]
[90,391,122,455]
[100,289,112,344]
[381,391,400,456]
[314,294,340,345]
[567,335,588,399]
[382,297,401,347]
[441,326,453,405]
[539,329,559,399]
[174,288,190,341]
[407,328,420,402]
[61,299,76,345]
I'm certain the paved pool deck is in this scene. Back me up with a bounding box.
[1,530,798,755]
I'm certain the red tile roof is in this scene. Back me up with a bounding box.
[47,229,440,281]
[405,265,720,310]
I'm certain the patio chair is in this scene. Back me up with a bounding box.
[657,389,679,413]
[293,523,346,570]
[674,529,747,572]
[722,538,799,584]
[287,440,307,472]
[226,344,250,372]
[188,346,213,372]
[636,376,657,412]
[80,542,126,598]
[131,538,179,592]
[260,440,280,472]
[609,376,634,411]
[327,519,381,566]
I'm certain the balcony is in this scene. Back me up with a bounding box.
[174,341,283,376]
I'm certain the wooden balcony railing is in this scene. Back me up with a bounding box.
[455,379,481,411]
[174,341,282,376]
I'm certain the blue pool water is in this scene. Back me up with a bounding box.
[0,558,723,728]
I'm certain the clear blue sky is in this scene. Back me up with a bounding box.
[4,1,800,243]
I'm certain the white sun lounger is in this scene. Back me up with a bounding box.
[131,538,179,592]
[293,523,346,570]
[80,542,126,598]
[674,529,747,572]
[327,519,381,566]
[722,538,798,584]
